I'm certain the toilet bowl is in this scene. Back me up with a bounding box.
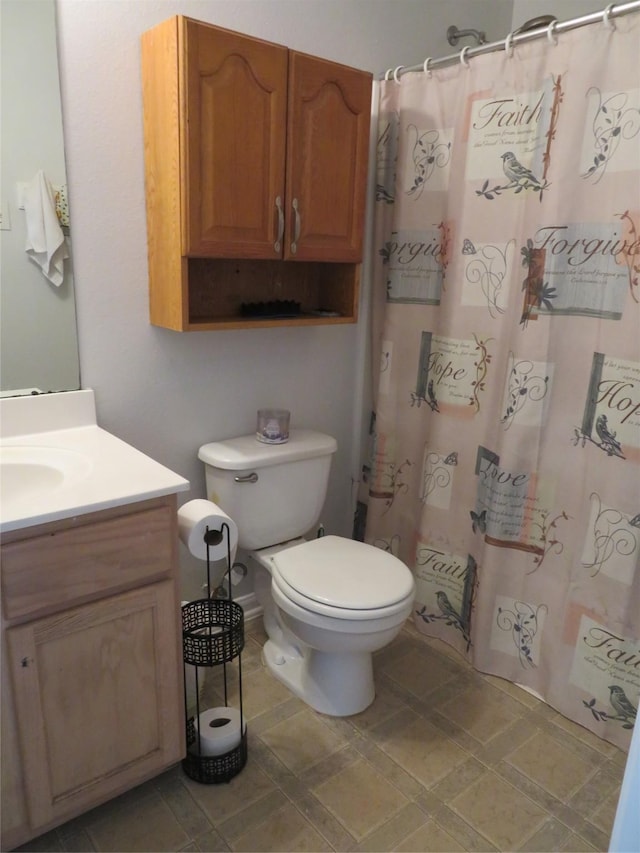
[252,535,415,715]
[198,430,416,716]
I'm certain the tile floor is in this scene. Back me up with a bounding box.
[17,619,628,853]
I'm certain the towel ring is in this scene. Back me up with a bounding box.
[603,3,616,29]
[393,65,404,84]
[547,20,558,45]
[504,31,515,57]
[384,68,393,81]
[423,57,433,77]
[459,46,471,68]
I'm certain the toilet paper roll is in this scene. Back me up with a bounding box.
[178,499,238,562]
[190,706,244,757]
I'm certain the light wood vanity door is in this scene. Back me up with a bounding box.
[284,52,372,263]
[183,19,288,258]
[7,581,184,829]
[1,638,29,850]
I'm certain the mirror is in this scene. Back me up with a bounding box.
[0,0,80,396]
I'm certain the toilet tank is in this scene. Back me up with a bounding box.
[198,430,338,550]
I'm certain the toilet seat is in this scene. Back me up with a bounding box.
[269,535,415,621]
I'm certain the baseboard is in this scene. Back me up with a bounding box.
[234,591,262,623]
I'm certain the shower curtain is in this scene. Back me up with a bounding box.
[364,12,640,750]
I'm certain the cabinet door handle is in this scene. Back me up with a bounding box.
[291,198,301,255]
[274,196,284,253]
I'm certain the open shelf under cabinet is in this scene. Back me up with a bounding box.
[174,259,360,331]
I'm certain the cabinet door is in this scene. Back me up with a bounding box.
[1,639,29,850]
[7,581,183,829]
[183,19,288,258]
[285,52,372,263]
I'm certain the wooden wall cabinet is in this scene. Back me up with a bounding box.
[0,496,184,851]
[141,16,372,330]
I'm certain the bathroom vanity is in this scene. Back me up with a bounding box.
[0,391,189,850]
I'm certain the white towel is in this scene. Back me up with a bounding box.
[23,170,69,286]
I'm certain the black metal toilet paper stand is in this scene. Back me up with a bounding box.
[181,522,247,783]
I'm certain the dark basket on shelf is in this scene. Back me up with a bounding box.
[183,716,248,784]
[182,598,244,666]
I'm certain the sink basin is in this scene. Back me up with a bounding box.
[0,390,189,533]
[0,445,93,503]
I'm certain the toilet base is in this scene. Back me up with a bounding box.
[262,639,375,716]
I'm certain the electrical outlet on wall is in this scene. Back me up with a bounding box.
[0,200,11,230]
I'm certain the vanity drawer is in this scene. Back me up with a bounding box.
[1,504,176,622]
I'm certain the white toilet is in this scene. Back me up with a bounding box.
[198,430,415,716]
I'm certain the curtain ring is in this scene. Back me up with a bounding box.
[546,20,558,45]
[423,57,432,77]
[393,65,404,84]
[384,68,393,81]
[504,31,514,57]
[459,46,471,68]
[603,3,616,30]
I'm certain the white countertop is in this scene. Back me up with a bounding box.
[0,390,189,533]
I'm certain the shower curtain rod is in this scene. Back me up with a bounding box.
[380,0,640,79]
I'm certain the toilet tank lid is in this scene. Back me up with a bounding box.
[198,429,337,471]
